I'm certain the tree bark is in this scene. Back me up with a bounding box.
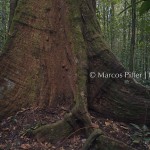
[1,0,7,39]
[8,0,18,30]
[92,0,96,12]
[129,0,136,72]
[0,0,149,148]
[0,0,149,123]
[110,1,115,51]
[0,0,79,118]
[121,0,127,64]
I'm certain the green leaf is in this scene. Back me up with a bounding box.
[132,137,141,144]
[130,123,142,131]
[133,132,143,137]
[139,1,150,15]
[142,125,149,132]
[145,132,150,136]
[113,0,121,5]
[118,0,143,15]
[144,137,150,142]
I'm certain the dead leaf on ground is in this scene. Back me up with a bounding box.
[105,121,112,126]
[2,128,9,131]
[0,144,5,149]
[120,125,129,130]
[20,144,31,149]
[92,123,99,128]
[112,124,119,131]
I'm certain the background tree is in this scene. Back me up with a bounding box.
[8,0,18,30]
[96,0,150,85]
[129,0,136,72]
[0,0,9,53]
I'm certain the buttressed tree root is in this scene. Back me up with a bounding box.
[31,107,134,150]
[31,0,148,149]
[0,0,149,149]
[81,0,150,124]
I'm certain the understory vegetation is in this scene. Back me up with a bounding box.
[96,0,150,86]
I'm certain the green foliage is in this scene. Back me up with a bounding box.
[0,0,10,53]
[139,0,150,15]
[97,0,150,86]
[119,0,150,16]
[130,123,150,144]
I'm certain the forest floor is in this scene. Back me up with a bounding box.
[0,107,149,150]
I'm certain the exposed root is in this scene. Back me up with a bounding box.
[80,0,150,124]
[82,129,102,150]
[32,113,75,143]
[83,129,135,150]
[96,135,135,150]
[31,107,134,150]
[31,104,94,142]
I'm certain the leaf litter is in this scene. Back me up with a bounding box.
[0,108,149,150]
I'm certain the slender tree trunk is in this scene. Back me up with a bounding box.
[92,0,96,12]
[110,1,115,51]
[106,6,109,40]
[145,42,148,80]
[142,14,146,80]
[1,0,7,40]
[121,0,127,63]
[129,0,136,72]
[8,0,18,30]
[102,3,106,36]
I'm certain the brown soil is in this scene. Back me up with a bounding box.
[0,107,149,150]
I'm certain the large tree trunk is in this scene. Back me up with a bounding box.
[0,0,149,149]
[0,0,78,118]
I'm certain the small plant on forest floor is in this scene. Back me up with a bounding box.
[130,123,150,145]
[19,122,45,137]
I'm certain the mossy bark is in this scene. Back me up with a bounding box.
[83,129,134,150]
[30,0,148,148]
[0,0,77,118]
[33,117,73,143]
[0,0,150,149]
[80,0,150,124]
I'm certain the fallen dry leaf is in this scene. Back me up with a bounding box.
[92,123,99,128]
[105,121,112,126]
[2,128,9,131]
[112,124,119,131]
[20,144,31,149]
[0,144,5,149]
[120,125,129,130]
